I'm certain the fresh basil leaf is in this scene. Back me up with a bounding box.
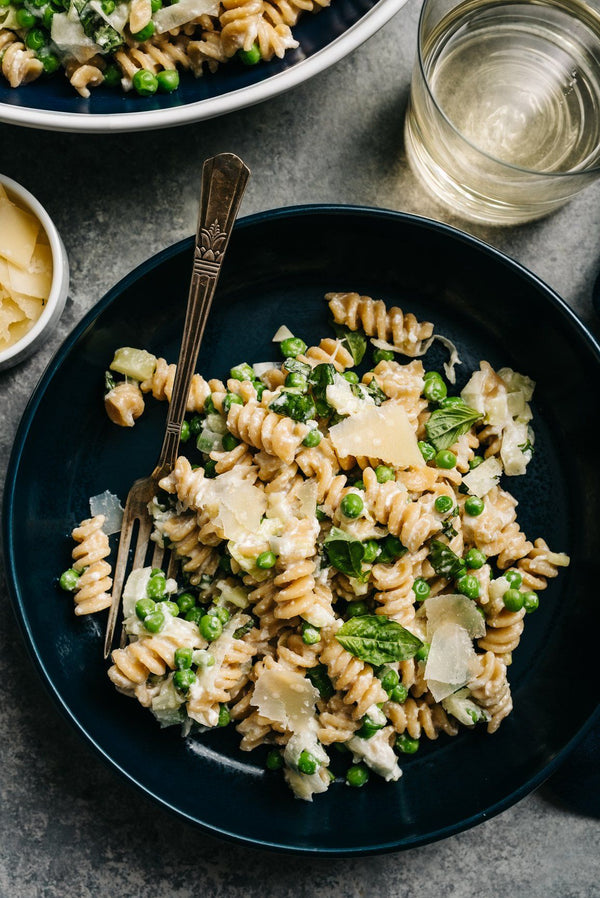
[269,391,316,423]
[333,324,367,365]
[428,539,466,579]
[284,358,311,378]
[309,363,336,400]
[425,402,483,451]
[306,664,334,700]
[104,370,116,394]
[363,379,387,406]
[336,614,423,665]
[323,526,366,579]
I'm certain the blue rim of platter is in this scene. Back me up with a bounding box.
[3,204,600,854]
[0,0,407,132]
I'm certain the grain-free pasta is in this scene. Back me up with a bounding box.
[59,291,570,800]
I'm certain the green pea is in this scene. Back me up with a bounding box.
[156,67,180,92]
[418,440,436,462]
[302,429,321,448]
[222,432,240,452]
[223,392,244,414]
[285,371,308,390]
[173,668,196,692]
[16,7,36,26]
[41,52,60,74]
[440,396,464,408]
[342,370,359,384]
[423,372,447,402]
[396,734,419,754]
[254,381,266,400]
[218,705,231,727]
[175,592,196,614]
[469,455,484,469]
[297,750,319,775]
[375,465,394,484]
[179,419,191,443]
[230,363,255,382]
[435,449,457,469]
[389,683,408,703]
[161,600,180,617]
[341,492,364,518]
[434,495,453,513]
[132,68,158,96]
[59,568,80,592]
[135,597,156,620]
[346,763,370,787]
[266,749,283,770]
[373,348,395,365]
[132,21,155,40]
[456,573,480,600]
[256,550,277,570]
[415,642,430,662]
[464,495,485,516]
[204,395,216,414]
[209,606,230,625]
[379,535,406,562]
[41,7,54,28]
[238,42,261,65]
[280,337,307,359]
[378,667,399,693]
[150,0,162,10]
[301,622,321,645]
[353,479,365,491]
[185,607,204,626]
[204,459,217,478]
[357,715,384,739]
[503,588,524,612]
[363,539,380,564]
[346,599,369,618]
[412,578,430,601]
[174,647,193,670]
[465,548,486,570]
[199,613,223,641]
[505,570,523,589]
[101,0,115,10]
[523,591,539,613]
[147,573,167,599]
[144,610,165,633]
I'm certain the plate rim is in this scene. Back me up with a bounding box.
[3,203,600,855]
[0,0,407,133]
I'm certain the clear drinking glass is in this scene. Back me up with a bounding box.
[404,0,600,225]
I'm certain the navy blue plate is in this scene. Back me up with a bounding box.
[0,0,406,131]
[4,206,600,854]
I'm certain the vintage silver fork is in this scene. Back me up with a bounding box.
[103,152,250,660]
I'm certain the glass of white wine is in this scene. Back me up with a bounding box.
[404,0,600,224]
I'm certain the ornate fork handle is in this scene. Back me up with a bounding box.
[152,153,250,480]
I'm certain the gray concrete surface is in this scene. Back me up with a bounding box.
[1,0,599,893]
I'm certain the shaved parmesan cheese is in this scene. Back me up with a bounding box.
[296,479,318,519]
[153,0,218,32]
[462,456,503,498]
[89,490,124,534]
[425,621,478,702]
[215,579,250,609]
[283,767,331,802]
[253,361,281,378]
[329,403,424,467]
[272,325,294,342]
[217,479,266,541]
[252,668,319,730]
[10,293,44,321]
[0,298,26,341]
[326,373,371,416]
[122,567,152,618]
[51,12,102,62]
[6,243,52,299]
[0,194,40,268]
[442,688,490,726]
[348,727,402,781]
[425,594,486,640]
[500,421,532,476]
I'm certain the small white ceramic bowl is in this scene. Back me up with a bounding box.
[0,174,69,371]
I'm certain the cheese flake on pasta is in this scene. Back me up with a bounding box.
[252,668,319,730]
[425,621,479,702]
[329,403,424,467]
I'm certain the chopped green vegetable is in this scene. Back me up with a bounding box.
[428,539,466,579]
[336,614,423,666]
[306,664,334,700]
[323,527,367,579]
[333,324,367,365]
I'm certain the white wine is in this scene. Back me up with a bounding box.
[405,0,600,223]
